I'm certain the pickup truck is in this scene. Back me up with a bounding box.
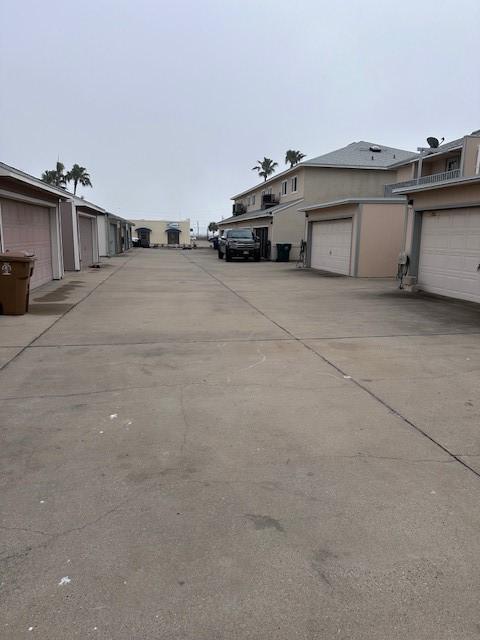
[218,228,261,262]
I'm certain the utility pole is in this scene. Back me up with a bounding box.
[196,220,199,237]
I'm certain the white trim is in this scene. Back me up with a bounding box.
[71,204,81,270]
[50,206,64,280]
[300,197,405,212]
[0,188,60,208]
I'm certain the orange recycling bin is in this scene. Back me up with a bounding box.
[0,252,36,315]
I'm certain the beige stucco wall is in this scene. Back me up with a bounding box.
[394,163,414,182]
[269,204,305,260]
[131,219,191,245]
[303,167,397,202]
[357,203,406,277]
[407,182,480,210]
[236,168,306,212]
[235,165,397,213]
[463,136,480,176]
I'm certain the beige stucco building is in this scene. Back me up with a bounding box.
[218,142,417,261]
[130,219,191,247]
[388,130,480,303]
[301,198,407,277]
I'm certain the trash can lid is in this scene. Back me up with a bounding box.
[0,251,36,261]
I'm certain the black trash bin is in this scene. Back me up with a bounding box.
[276,243,292,262]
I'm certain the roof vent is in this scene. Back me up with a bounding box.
[369,145,382,152]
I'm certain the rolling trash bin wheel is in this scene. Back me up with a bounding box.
[0,251,36,315]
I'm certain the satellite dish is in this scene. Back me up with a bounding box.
[427,137,439,148]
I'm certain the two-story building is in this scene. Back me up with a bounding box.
[389,130,480,303]
[217,141,417,261]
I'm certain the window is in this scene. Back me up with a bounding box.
[281,180,287,195]
[291,176,298,192]
[267,187,272,195]
[446,156,460,172]
[252,194,256,205]
[247,196,251,206]
[261,190,266,197]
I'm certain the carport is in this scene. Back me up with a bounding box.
[0,162,65,289]
[301,197,407,277]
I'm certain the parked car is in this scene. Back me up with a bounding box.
[218,228,261,262]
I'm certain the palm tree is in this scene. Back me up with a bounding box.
[41,161,67,188]
[66,164,92,195]
[208,222,219,232]
[251,157,278,181]
[285,150,305,168]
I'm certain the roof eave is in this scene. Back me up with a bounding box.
[300,197,406,212]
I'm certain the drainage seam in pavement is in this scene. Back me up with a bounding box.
[185,254,480,481]
[0,256,135,373]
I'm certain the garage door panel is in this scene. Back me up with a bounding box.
[418,209,480,303]
[310,219,352,275]
[79,216,95,269]
[1,199,53,289]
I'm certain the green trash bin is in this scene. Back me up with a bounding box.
[276,243,292,262]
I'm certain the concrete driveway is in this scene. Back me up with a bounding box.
[1,249,480,639]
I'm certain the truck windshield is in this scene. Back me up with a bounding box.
[228,230,252,239]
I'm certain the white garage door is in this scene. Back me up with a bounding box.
[1,199,53,289]
[418,208,480,303]
[310,219,352,275]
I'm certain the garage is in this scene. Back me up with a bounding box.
[1,199,53,288]
[310,218,352,275]
[418,208,480,303]
[78,214,95,269]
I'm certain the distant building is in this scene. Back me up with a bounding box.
[130,219,191,247]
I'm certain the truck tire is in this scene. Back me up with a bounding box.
[218,249,223,259]
[225,249,232,262]
[254,251,261,262]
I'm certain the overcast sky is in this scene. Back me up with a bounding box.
[1,0,479,231]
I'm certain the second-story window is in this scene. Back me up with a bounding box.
[252,194,256,205]
[281,180,287,195]
[291,176,298,192]
[446,156,460,172]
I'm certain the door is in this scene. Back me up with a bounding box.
[418,208,480,303]
[167,228,180,245]
[310,219,352,275]
[136,228,150,248]
[1,199,53,288]
[109,222,118,254]
[78,215,95,269]
[256,226,269,259]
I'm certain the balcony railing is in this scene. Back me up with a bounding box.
[384,169,461,196]
[261,194,278,209]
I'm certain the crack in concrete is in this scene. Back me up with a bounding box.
[184,254,480,482]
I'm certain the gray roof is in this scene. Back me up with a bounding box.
[303,141,418,169]
[218,198,304,225]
